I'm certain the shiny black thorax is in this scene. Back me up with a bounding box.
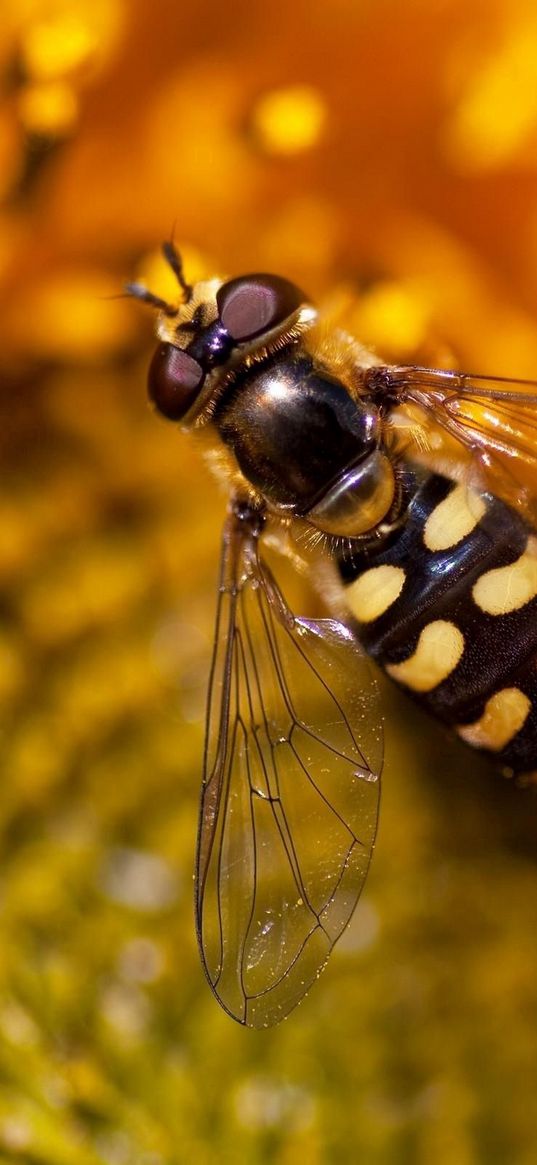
[339,473,537,773]
[213,352,377,512]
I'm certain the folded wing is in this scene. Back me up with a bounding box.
[195,505,382,1027]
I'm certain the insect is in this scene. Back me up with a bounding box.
[129,243,537,1027]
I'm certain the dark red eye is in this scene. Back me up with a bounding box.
[147,343,204,420]
[216,274,304,342]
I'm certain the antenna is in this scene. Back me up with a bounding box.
[162,240,193,302]
[124,281,177,316]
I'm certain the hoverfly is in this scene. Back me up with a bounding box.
[129,243,537,1028]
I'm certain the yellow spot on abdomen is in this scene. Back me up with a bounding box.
[472,543,537,615]
[423,484,486,552]
[457,688,531,751]
[386,620,464,692]
[346,565,405,623]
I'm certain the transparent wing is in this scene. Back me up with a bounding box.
[195,504,382,1028]
[369,365,537,523]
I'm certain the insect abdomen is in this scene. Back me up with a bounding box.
[339,473,537,772]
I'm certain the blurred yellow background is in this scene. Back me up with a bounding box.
[3,1,537,1161]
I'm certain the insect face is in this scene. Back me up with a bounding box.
[145,269,312,424]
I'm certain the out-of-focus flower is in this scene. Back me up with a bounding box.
[250,84,328,155]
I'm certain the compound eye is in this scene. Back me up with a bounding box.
[217,274,304,342]
[147,342,204,420]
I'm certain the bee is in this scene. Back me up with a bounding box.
[129,243,537,1028]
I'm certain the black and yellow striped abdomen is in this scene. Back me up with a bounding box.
[339,474,537,772]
